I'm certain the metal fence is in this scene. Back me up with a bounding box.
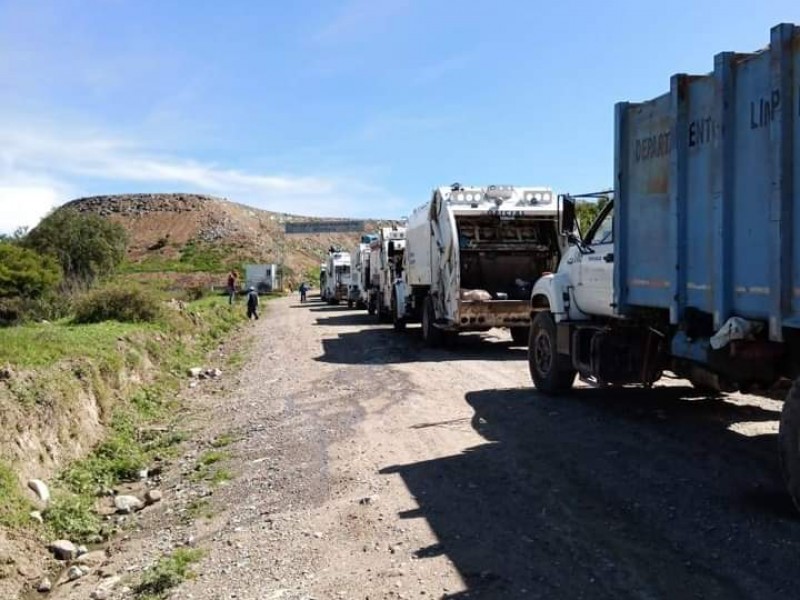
[284,220,365,234]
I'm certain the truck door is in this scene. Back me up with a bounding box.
[573,205,615,317]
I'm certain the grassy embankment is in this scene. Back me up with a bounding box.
[0,292,247,543]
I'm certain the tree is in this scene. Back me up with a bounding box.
[0,242,61,298]
[24,209,128,285]
[575,197,610,236]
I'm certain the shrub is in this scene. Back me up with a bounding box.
[43,493,101,542]
[25,209,128,285]
[134,548,203,599]
[0,242,61,299]
[74,285,163,324]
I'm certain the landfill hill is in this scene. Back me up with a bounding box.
[60,193,398,288]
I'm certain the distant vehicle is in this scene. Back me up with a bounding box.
[243,263,277,294]
[349,234,376,309]
[324,249,351,305]
[394,184,563,346]
[369,226,406,321]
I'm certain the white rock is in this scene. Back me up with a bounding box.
[67,565,88,581]
[114,495,144,514]
[188,367,203,378]
[30,510,43,524]
[37,577,52,592]
[138,469,149,481]
[76,544,89,556]
[145,489,163,505]
[48,539,77,560]
[27,479,50,503]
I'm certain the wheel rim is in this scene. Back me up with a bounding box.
[534,330,553,376]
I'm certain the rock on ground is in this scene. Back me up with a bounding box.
[144,489,163,505]
[114,495,144,514]
[48,540,77,561]
[27,479,50,503]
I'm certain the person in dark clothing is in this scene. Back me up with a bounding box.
[299,282,308,303]
[246,287,259,320]
[226,271,238,305]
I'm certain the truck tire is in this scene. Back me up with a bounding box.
[779,378,800,511]
[528,312,575,394]
[391,294,406,331]
[347,299,354,309]
[510,326,528,346]
[367,297,376,316]
[422,297,443,347]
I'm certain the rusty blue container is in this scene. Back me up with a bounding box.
[614,23,800,342]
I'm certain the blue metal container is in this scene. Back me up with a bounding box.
[614,23,800,341]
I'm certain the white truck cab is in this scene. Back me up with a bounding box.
[532,195,615,322]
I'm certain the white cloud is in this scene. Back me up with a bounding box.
[0,186,61,234]
[0,126,405,231]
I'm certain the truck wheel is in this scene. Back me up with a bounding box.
[367,297,376,316]
[347,300,354,309]
[528,312,575,394]
[422,297,443,346]
[779,378,800,511]
[392,294,406,331]
[510,326,528,346]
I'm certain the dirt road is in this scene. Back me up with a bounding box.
[53,295,800,599]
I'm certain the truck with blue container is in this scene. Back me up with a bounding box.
[527,23,800,508]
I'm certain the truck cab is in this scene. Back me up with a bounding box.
[527,192,662,393]
[533,194,615,323]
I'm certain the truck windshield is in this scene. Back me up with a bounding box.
[586,206,613,245]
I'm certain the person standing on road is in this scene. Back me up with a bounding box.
[299,282,308,303]
[227,270,238,305]
[246,286,260,320]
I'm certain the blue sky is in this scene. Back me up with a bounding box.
[1,0,798,232]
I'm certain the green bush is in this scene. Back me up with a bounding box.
[0,242,61,299]
[74,285,163,324]
[134,548,203,599]
[25,209,128,285]
[43,493,101,542]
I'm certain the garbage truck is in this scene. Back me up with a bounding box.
[323,248,351,305]
[350,234,377,309]
[527,22,800,509]
[369,226,406,320]
[394,184,564,345]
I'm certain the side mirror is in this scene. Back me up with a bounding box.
[559,195,576,235]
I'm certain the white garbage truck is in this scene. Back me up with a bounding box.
[349,234,376,309]
[394,184,564,346]
[369,226,406,320]
[323,248,351,305]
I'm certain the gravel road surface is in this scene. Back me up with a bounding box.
[47,295,800,599]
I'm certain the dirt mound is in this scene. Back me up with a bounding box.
[62,193,397,285]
